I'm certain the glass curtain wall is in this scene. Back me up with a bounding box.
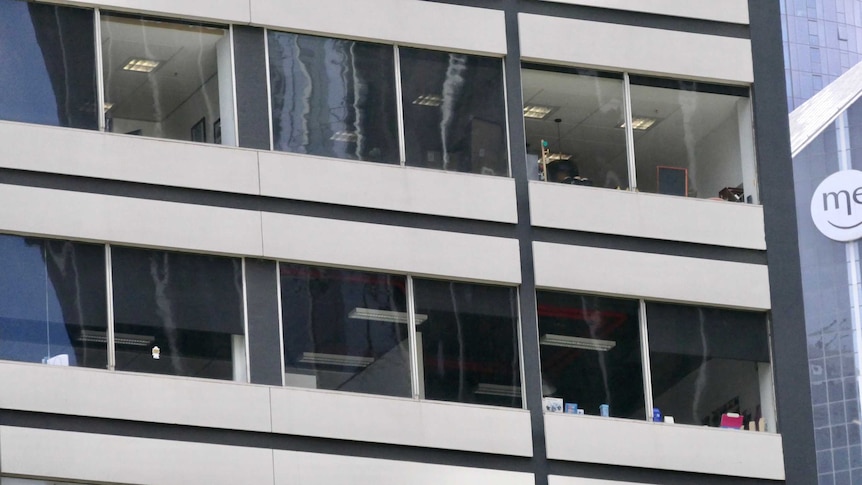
[111,247,245,380]
[0,0,97,129]
[0,234,107,368]
[101,14,233,144]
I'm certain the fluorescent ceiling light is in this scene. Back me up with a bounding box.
[523,105,554,119]
[540,334,616,352]
[78,330,154,347]
[330,131,358,142]
[348,308,428,325]
[299,352,373,367]
[412,94,443,107]
[122,58,160,73]
[619,117,657,131]
[475,383,522,398]
[546,153,572,162]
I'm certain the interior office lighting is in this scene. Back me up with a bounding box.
[299,352,374,367]
[78,330,154,347]
[523,105,554,119]
[103,102,114,112]
[539,334,616,352]
[475,383,522,398]
[122,58,161,73]
[348,308,428,325]
[619,117,657,131]
[412,94,443,106]
[330,131,359,142]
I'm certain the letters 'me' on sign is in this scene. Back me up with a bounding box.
[811,170,862,242]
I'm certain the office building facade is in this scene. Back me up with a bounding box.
[0,1,813,484]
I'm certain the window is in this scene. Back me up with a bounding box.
[111,247,245,381]
[268,32,400,163]
[630,77,756,201]
[0,0,97,129]
[537,290,775,430]
[280,263,522,407]
[266,30,509,176]
[413,278,521,407]
[400,47,509,176]
[0,234,107,368]
[523,66,758,203]
[280,264,411,397]
[647,302,773,430]
[101,14,234,144]
[522,67,627,187]
[537,291,644,418]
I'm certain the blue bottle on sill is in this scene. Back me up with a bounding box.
[599,404,609,417]
[652,407,663,422]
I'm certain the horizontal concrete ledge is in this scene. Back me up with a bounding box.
[271,386,533,457]
[544,413,784,480]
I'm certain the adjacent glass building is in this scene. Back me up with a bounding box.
[0,1,814,485]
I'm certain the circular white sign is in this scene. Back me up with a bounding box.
[811,169,862,242]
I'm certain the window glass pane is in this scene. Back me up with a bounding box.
[647,302,773,430]
[400,47,508,176]
[630,78,757,202]
[280,264,410,397]
[0,0,97,129]
[537,291,644,419]
[0,234,106,368]
[522,67,628,188]
[268,32,399,164]
[413,279,521,408]
[111,247,244,380]
[101,14,233,144]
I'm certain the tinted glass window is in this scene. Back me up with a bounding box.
[647,302,771,429]
[0,0,97,129]
[413,279,521,407]
[111,247,244,380]
[268,32,399,164]
[280,264,411,397]
[400,47,508,176]
[0,234,106,368]
[537,291,644,419]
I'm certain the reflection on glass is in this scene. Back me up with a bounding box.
[522,67,628,188]
[101,14,233,144]
[413,279,521,407]
[537,291,644,419]
[647,302,773,430]
[280,264,410,397]
[630,78,756,202]
[0,0,97,129]
[111,247,244,380]
[0,234,107,368]
[400,47,508,176]
[268,32,399,164]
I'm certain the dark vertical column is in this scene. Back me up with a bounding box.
[245,258,283,385]
[749,1,817,484]
[502,2,549,484]
[233,25,270,150]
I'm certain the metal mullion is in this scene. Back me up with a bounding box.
[276,261,286,387]
[263,27,274,151]
[94,9,106,132]
[638,299,654,421]
[406,275,421,399]
[394,45,407,166]
[623,73,637,191]
[105,244,115,371]
[501,57,514,178]
[515,287,529,409]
